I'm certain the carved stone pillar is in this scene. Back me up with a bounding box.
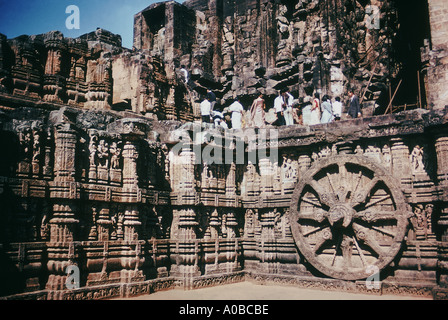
[85,54,112,110]
[46,202,79,291]
[49,203,78,244]
[439,206,448,242]
[43,31,66,103]
[242,209,258,272]
[260,209,276,240]
[175,208,198,240]
[435,134,448,241]
[122,141,139,187]
[182,147,197,192]
[53,125,77,182]
[47,124,79,291]
[123,205,141,241]
[50,124,79,241]
[225,163,236,195]
[258,209,278,273]
[96,207,112,242]
[435,134,448,187]
[11,44,42,99]
[67,53,88,107]
[223,210,238,239]
[120,119,148,243]
[209,209,221,239]
[170,208,201,278]
[390,138,412,187]
[259,158,273,196]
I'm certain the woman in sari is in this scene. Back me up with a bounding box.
[250,93,266,128]
[320,95,334,124]
[310,92,321,125]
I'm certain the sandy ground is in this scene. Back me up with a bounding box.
[113,281,431,300]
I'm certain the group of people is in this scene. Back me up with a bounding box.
[305,90,362,125]
[200,87,362,130]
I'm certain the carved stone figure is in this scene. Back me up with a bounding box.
[412,204,426,240]
[20,127,32,160]
[425,204,435,240]
[382,144,392,169]
[40,213,49,241]
[89,132,98,167]
[110,141,122,170]
[411,145,426,174]
[97,140,109,169]
[32,130,41,163]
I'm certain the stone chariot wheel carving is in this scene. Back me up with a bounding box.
[288,154,410,281]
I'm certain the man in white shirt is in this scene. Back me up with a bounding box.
[274,89,287,126]
[333,97,343,121]
[227,98,244,130]
[201,98,212,123]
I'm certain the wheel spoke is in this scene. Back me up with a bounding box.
[354,209,397,223]
[313,228,332,254]
[302,225,329,237]
[341,236,354,268]
[308,180,335,207]
[331,235,342,266]
[302,197,323,208]
[353,223,385,257]
[370,226,396,238]
[338,164,348,194]
[297,210,327,223]
[352,170,363,196]
[326,172,337,195]
[352,236,367,267]
[350,176,381,206]
[364,194,392,209]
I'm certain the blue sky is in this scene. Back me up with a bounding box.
[0,0,186,48]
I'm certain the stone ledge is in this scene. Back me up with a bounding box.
[245,272,437,299]
[0,271,443,300]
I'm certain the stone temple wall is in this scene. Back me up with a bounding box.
[424,0,448,110]
[1,103,448,300]
[0,0,438,120]
[1,0,448,301]
[0,28,194,122]
[161,0,404,113]
[130,0,436,116]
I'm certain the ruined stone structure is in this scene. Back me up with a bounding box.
[1,0,448,300]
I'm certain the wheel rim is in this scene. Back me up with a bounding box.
[288,155,410,281]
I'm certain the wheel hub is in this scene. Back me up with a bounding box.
[328,203,355,228]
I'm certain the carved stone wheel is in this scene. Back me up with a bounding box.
[289,155,410,281]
